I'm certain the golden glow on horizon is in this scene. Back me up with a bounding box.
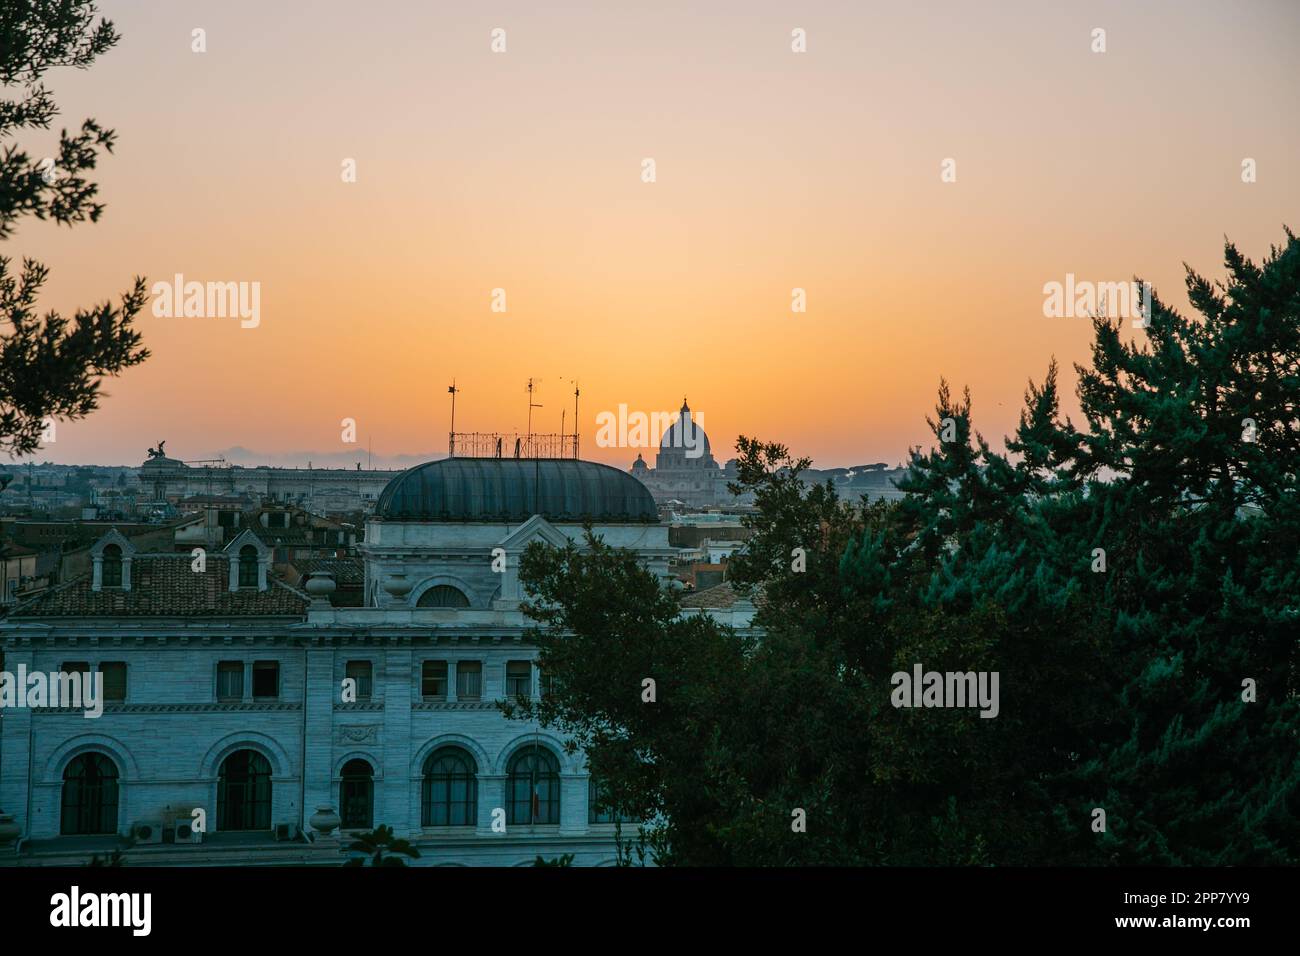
[11,0,1299,469]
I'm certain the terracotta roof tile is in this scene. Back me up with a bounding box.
[290,557,364,585]
[680,582,738,608]
[678,581,766,610]
[10,553,308,618]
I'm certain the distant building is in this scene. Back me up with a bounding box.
[666,513,751,548]
[139,452,402,515]
[628,400,752,510]
[2,518,186,583]
[0,543,37,606]
[87,487,137,519]
[801,463,910,502]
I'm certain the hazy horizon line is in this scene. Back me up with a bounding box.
[3,444,910,473]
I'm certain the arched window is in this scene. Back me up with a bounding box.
[506,745,560,826]
[417,585,470,608]
[339,759,374,830]
[61,752,119,835]
[238,546,259,588]
[102,544,123,588]
[422,747,477,826]
[217,749,272,831]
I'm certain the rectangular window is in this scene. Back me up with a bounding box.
[99,662,127,702]
[345,660,373,700]
[62,661,91,679]
[217,661,244,700]
[238,552,259,588]
[539,669,556,698]
[252,660,280,699]
[60,661,91,703]
[506,660,532,699]
[101,556,122,588]
[421,660,447,700]
[456,661,482,701]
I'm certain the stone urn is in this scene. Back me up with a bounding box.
[383,573,412,597]
[0,812,20,848]
[309,805,341,837]
[305,571,337,598]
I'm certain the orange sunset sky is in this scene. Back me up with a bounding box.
[9,0,1299,470]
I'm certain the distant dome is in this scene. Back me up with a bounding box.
[660,399,710,455]
[376,458,658,522]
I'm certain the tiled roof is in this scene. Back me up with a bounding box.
[290,557,364,585]
[680,582,739,608]
[8,553,309,618]
[247,525,315,547]
[678,581,766,609]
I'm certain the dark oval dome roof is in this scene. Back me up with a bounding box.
[376,458,659,522]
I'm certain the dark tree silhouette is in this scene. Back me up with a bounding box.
[342,825,421,867]
[512,231,1300,866]
[0,1,149,455]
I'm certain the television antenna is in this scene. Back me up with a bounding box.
[447,381,458,456]
[526,378,544,452]
[445,378,577,459]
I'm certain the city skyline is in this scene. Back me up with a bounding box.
[3,404,913,472]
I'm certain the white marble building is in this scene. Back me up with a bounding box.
[0,458,754,866]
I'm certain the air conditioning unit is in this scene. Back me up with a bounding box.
[274,822,300,842]
[173,821,203,844]
[132,821,164,845]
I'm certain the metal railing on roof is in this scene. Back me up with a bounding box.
[447,432,577,460]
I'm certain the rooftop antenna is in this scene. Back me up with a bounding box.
[448,381,458,457]
[526,378,543,456]
[526,378,545,515]
[573,381,580,460]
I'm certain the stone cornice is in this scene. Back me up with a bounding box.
[31,701,304,715]
[0,630,306,648]
[411,701,502,712]
[302,630,529,644]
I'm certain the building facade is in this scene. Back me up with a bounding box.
[628,400,751,510]
[0,458,751,866]
[140,454,402,515]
